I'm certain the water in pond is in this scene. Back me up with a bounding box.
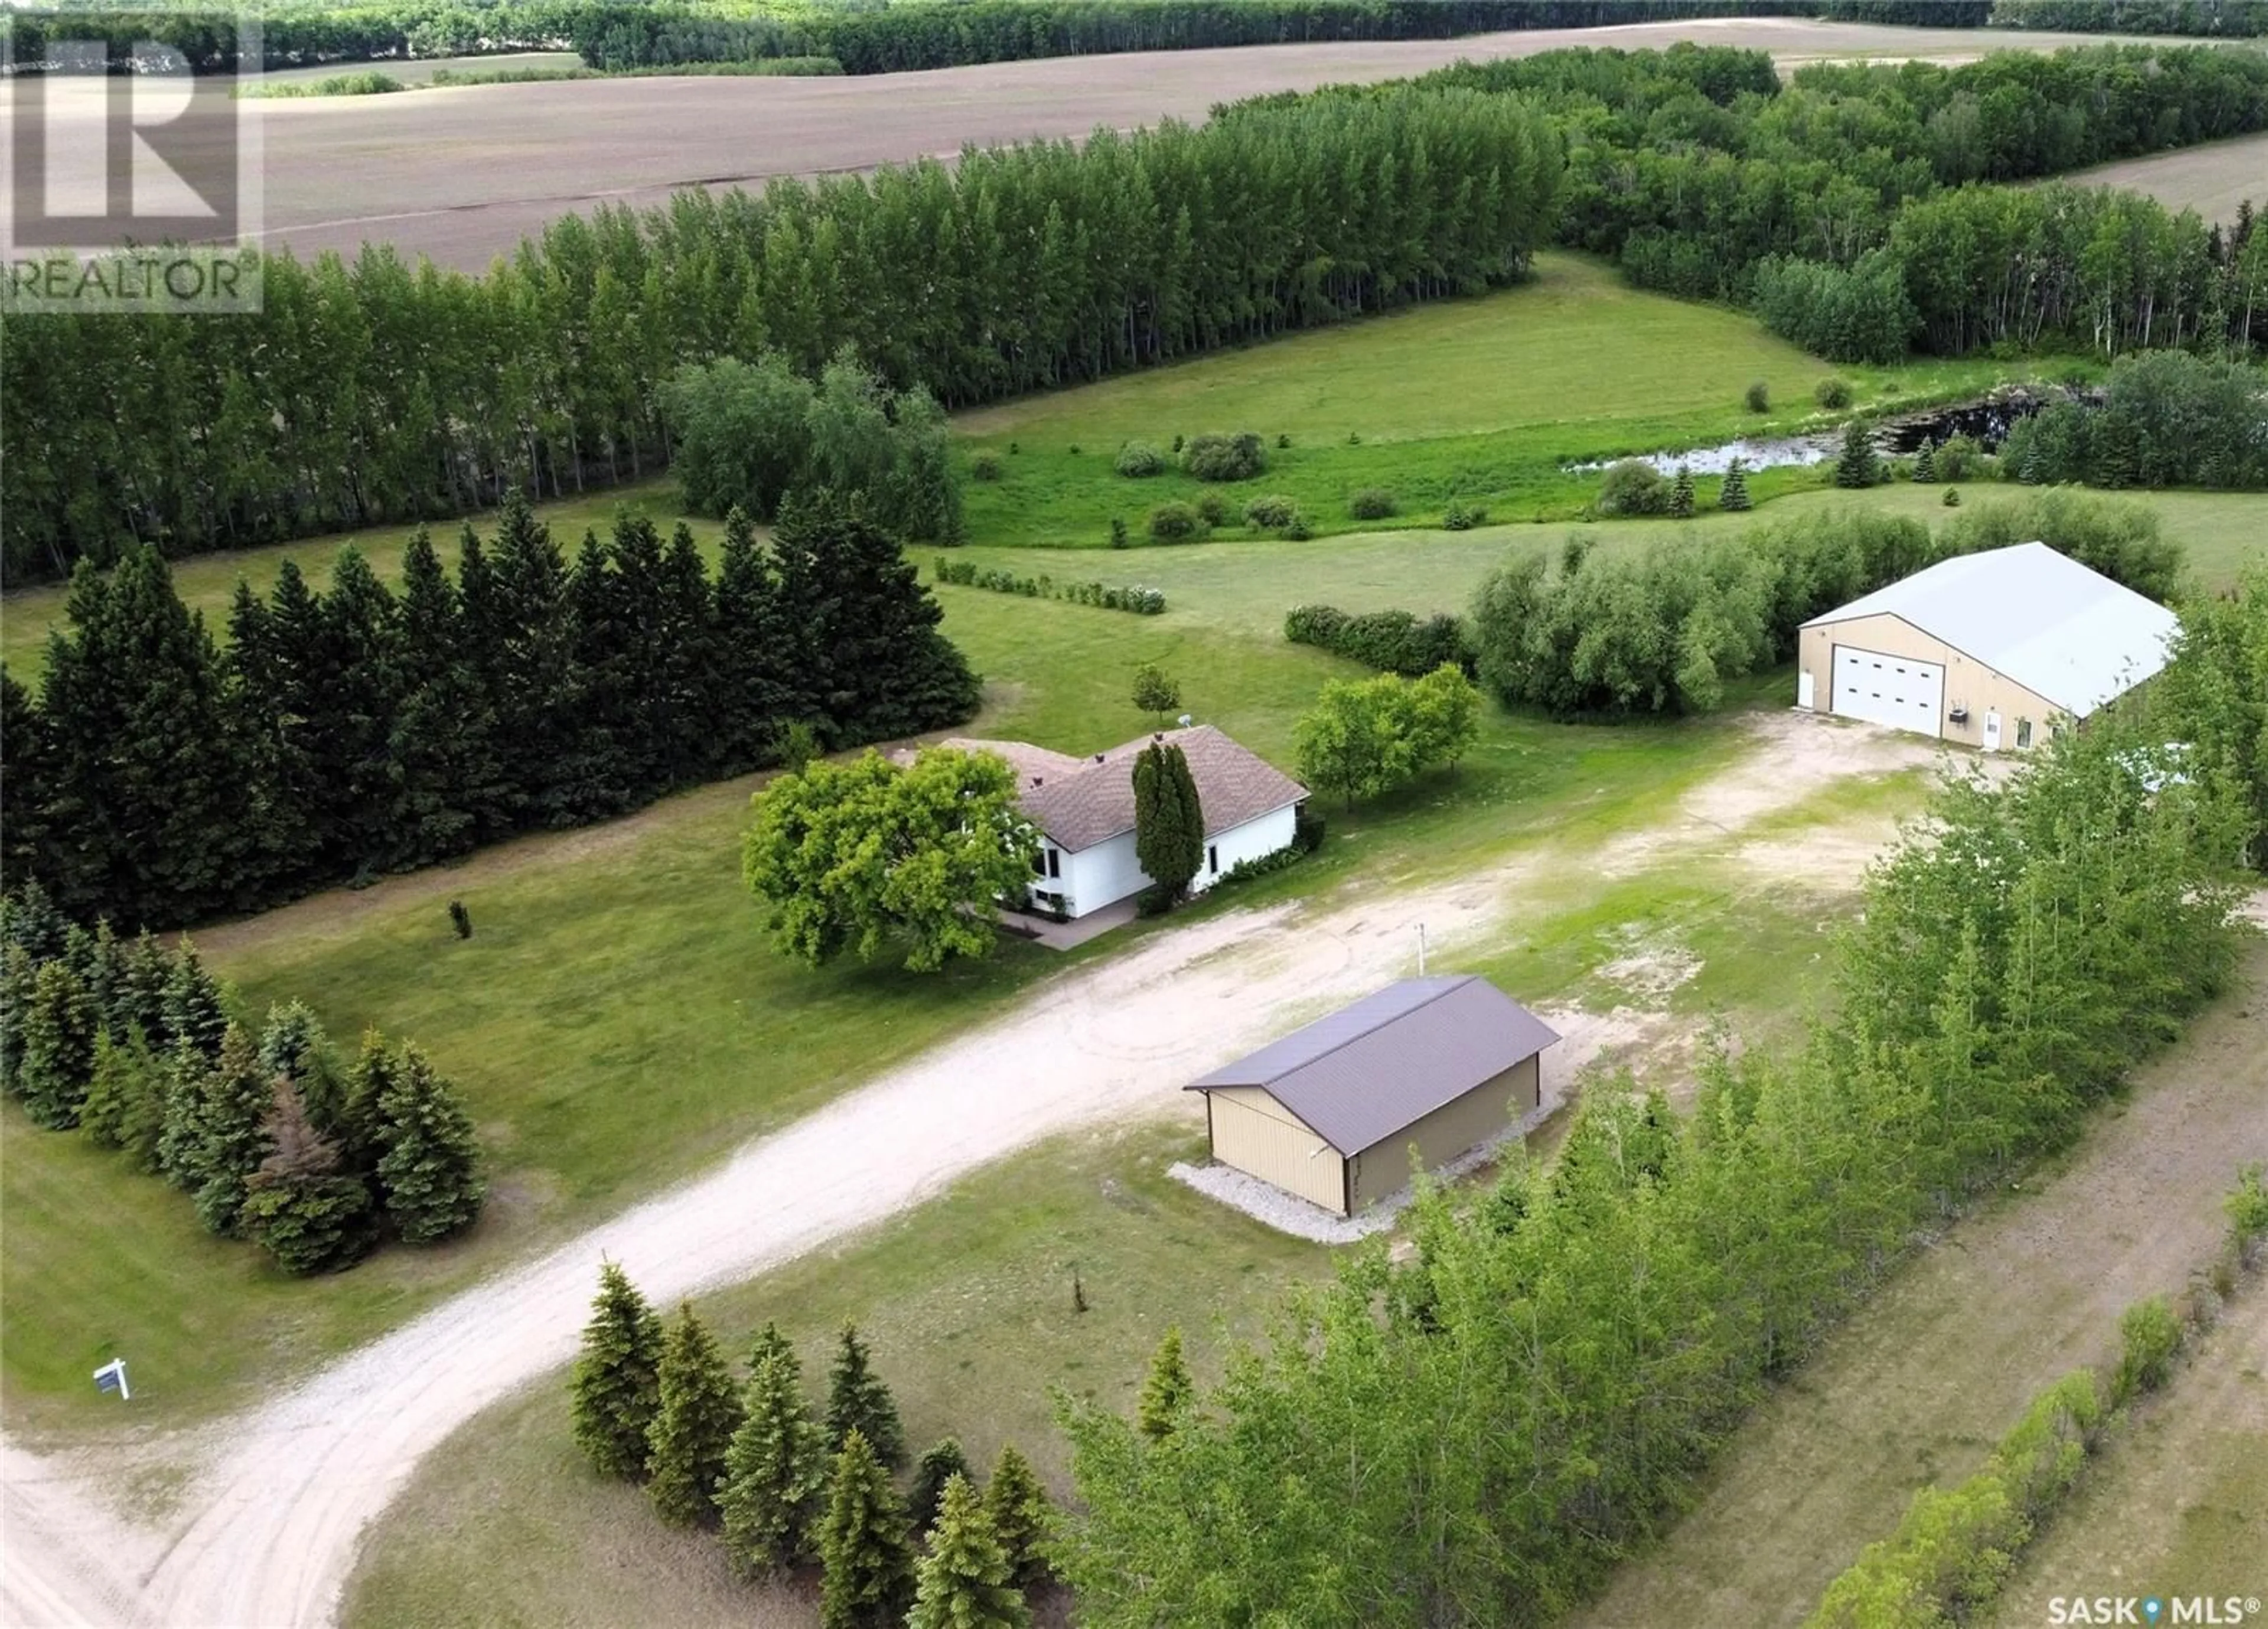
[1563,388,2073,478]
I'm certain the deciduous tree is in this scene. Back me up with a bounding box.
[1133,743,1204,902]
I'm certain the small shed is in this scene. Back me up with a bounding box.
[1185,976,1560,1217]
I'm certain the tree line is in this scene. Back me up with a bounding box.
[1470,493,2183,719]
[1,83,1560,580]
[0,885,484,1275]
[1058,667,2260,1623]
[1997,349,2268,488]
[2,490,978,931]
[1402,40,2268,357]
[1988,0,2267,34]
[569,1263,1054,1626]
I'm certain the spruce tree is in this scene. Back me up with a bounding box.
[18,956,99,1129]
[70,920,131,1042]
[484,490,584,829]
[161,939,230,1063]
[1912,441,1938,483]
[80,1028,165,1166]
[909,1474,1028,1629]
[0,675,54,894]
[337,1028,397,1180]
[1717,456,1752,513]
[826,1322,907,1469]
[318,547,408,876]
[156,1037,213,1185]
[654,522,720,787]
[188,1024,276,1236]
[392,525,506,861]
[0,944,36,1098]
[817,1428,918,1629]
[1,881,69,961]
[710,507,790,776]
[982,1443,1052,1590]
[1668,463,1696,519]
[1136,1326,1195,1440]
[563,526,637,821]
[569,1260,667,1480]
[1133,743,1204,903]
[646,1302,745,1528]
[241,1079,380,1275]
[719,1335,828,1576]
[260,999,345,1135]
[747,1318,794,1376]
[120,929,172,1046]
[1833,420,1881,489]
[229,565,323,894]
[372,1042,486,1243]
[908,1436,973,1536]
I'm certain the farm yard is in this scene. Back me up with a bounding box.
[4,9,2268,1629]
[0,18,2166,271]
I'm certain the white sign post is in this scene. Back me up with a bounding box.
[92,1358,131,1401]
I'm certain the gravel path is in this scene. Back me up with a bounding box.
[0,711,1935,1628]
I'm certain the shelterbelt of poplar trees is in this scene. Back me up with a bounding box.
[0,490,980,931]
[0,0,1988,79]
[1058,645,2266,1624]
[0,86,1561,580]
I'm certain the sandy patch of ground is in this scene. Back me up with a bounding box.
[0,22,2158,270]
[1570,930,2268,1629]
[0,707,1934,1628]
[2047,130,2268,227]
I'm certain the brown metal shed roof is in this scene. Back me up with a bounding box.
[994,725,1307,853]
[1185,976,1560,1156]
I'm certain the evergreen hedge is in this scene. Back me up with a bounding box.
[1284,605,1477,677]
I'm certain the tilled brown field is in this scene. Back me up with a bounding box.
[2,19,2149,271]
[2052,130,2268,224]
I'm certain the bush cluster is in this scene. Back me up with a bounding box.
[1595,458,1671,516]
[1180,432,1267,483]
[1285,605,1475,677]
[1114,441,1167,477]
[1243,493,1302,532]
[1474,494,2183,719]
[1148,502,1205,542]
[933,557,1165,614]
[1996,353,2268,490]
[1347,488,1397,520]
[1814,377,1855,409]
[1441,499,1490,530]
[0,887,485,1277]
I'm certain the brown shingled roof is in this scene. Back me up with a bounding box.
[956,725,1306,853]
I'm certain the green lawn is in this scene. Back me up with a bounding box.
[953,252,2076,548]
[341,1120,1328,1629]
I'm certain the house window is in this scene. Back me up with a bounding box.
[1031,851,1047,878]
[1208,845,1218,874]
[1048,849,1061,879]
[2016,718,2033,749]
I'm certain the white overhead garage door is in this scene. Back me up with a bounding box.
[1830,644,1944,738]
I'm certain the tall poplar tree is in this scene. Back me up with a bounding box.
[1133,744,1204,902]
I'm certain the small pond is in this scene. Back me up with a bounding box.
[1563,387,2088,478]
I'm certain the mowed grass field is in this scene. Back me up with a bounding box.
[2052,129,2268,226]
[956,252,2053,547]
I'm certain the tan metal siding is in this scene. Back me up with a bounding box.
[1205,1087,1348,1213]
[1347,1056,1539,1213]
[1797,614,2063,750]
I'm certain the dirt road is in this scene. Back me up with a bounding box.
[0,21,2142,271]
[1572,934,2268,1629]
[0,712,1934,1627]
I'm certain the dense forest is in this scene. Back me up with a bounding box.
[1061,612,2265,1621]
[1989,0,2268,32]
[0,490,978,930]
[0,84,1560,578]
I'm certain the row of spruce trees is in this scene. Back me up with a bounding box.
[0,884,484,1275]
[569,1264,1053,1627]
[1,488,979,933]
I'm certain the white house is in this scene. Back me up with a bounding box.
[1795,541,2179,750]
[939,725,1308,920]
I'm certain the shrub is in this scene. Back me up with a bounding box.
[1170,434,1184,453]
[2227,1166,2268,1253]
[1181,432,1266,482]
[1943,486,1961,506]
[1346,431,1361,445]
[1148,503,1205,543]
[1114,441,1165,478]
[1007,441,1019,455]
[1276,432,1291,448]
[1195,493,1230,528]
[2111,1297,2184,1403]
[1596,460,1670,516]
[1292,804,1327,855]
[1068,444,1081,455]
[1284,514,1313,540]
[1286,604,1473,677]
[1744,380,1770,413]
[1935,433,1982,480]
[1815,377,1855,409]
[970,454,1001,482]
[1441,499,1488,531]
[1348,488,1397,521]
[1244,493,1298,530]
[1109,516,1129,549]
